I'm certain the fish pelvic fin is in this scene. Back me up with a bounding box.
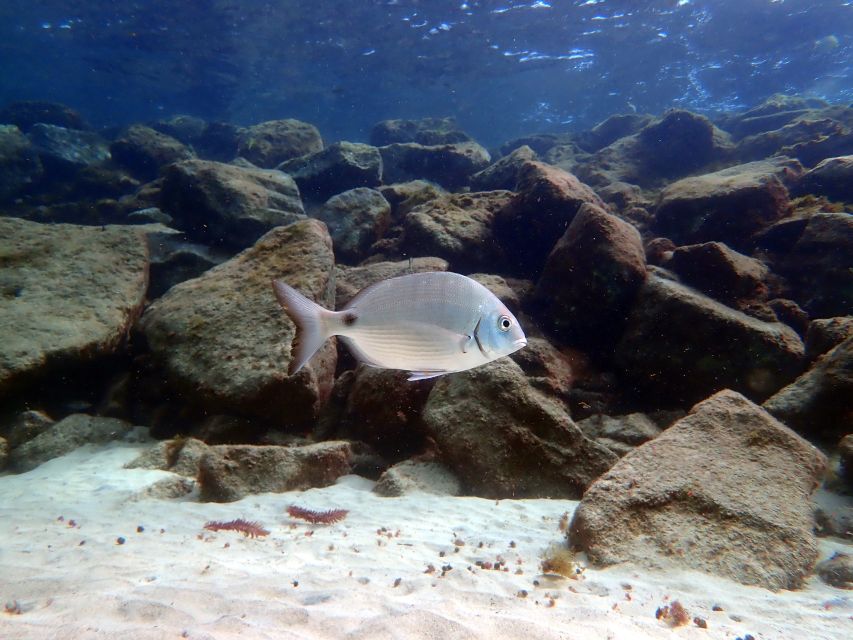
[272,280,333,376]
[407,369,450,381]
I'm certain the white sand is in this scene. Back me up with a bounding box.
[0,443,850,640]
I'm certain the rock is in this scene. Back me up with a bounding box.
[147,233,227,299]
[151,115,208,145]
[0,436,7,470]
[335,257,449,307]
[718,94,829,139]
[403,191,512,272]
[767,298,810,336]
[338,367,433,460]
[813,487,853,539]
[160,159,305,248]
[806,317,853,359]
[0,409,55,449]
[124,437,211,477]
[569,389,827,590]
[194,121,242,162]
[197,441,360,502]
[509,336,575,402]
[493,161,607,277]
[378,180,446,225]
[541,141,587,173]
[313,188,390,263]
[0,218,149,397]
[374,460,461,497]
[666,242,769,305]
[0,101,87,132]
[576,412,662,456]
[370,117,472,146]
[133,476,195,500]
[138,220,335,428]
[0,124,42,200]
[279,141,382,201]
[758,212,853,318]
[654,162,791,249]
[578,110,733,188]
[797,155,853,201]
[8,414,135,472]
[237,119,323,168]
[535,203,646,354]
[616,275,805,406]
[110,125,194,180]
[468,273,525,316]
[575,113,654,152]
[763,336,853,440]
[379,142,490,190]
[816,553,853,590]
[27,124,110,176]
[422,358,618,499]
[469,145,537,191]
[839,434,853,487]
[127,206,172,226]
[737,117,853,167]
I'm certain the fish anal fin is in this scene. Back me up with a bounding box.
[407,370,450,381]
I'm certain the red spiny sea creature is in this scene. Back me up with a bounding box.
[203,518,270,538]
[287,505,349,525]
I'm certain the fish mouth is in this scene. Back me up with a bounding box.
[514,338,528,348]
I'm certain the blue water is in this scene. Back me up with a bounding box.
[1,0,851,144]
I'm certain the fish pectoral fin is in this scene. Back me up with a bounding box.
[407,369,450,382]
[461,333,473,354]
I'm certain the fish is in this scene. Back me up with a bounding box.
[272,271,527,381]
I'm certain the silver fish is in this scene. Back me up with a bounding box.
[272,271,527,380]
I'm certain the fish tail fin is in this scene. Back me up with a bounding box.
[272,280,333,375]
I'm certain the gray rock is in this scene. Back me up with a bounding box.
[335,257,449,307]
[535,202,646,352]
[422,358,618,499]
[197,441,360,502]
[0,100,87,132]
[805,317,853,360]
[160,159,305,248]
[840,434,853,487]
[577,413,662,446]
[374,460,461,497]
[151,115,208,145]
[667,241,770,305]
[570,389,827,590]
[0,124,42,200]
[370,117,472,146]
[124,437,212,478]
[28,123,110,174]
[378,180,446,225]
[379,141,491,190]
[132,476,195,500]
[110,124,194,180]
[0,218,149,396]
[138,220,336,428]
[816,553,853,590]
[1,409,54,449]
[763,336,853,440]
[509,336,575,403]
[797,154,853,200]
[0,436,7,470]
[469,145,537,191]
[314,188,390,263]
[736,116,853,167]
[237,119,323,168]
[654,161,792,249]
[403,191,512,272]
[813,487,853,539]
[279,141,382,201]
[8,414,135,472]
[147,232,227,299]
[493,161,607,277]
[616,275,805,405]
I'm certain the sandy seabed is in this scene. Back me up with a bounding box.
[0,443,850,640]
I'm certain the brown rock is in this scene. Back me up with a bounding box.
[535,203,646,353]
[374,460,461,497]
[797,155,853,200]
[493,161,607,276]
[805,317,853,359]
[379,141,491,190]
[422,358,618,499]
[470,144,537,191]
[570,389,827,590]
[197,441,360,502]
[667,241,769,305]
[314,187,390,263]
[138,219,336,428]
[110,124,194,180]
[237,119,323,168]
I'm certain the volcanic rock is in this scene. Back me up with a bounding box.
[110,124,194,180]
[279,141,382,201]
[313,187,390,263]
[0,125,42,200]
[666,241,769,306]
[236,119,323,168]
[379,141,490,190]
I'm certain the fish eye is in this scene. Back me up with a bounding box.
[498,315,512,332]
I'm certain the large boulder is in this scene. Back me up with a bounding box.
[0,218,149,397]
[422,358,618,499]
[279,141,382,201]
[237,119,323,168]
[570,389,827,590]
[493,161,607,277]
[796,155,853,201]
[313,187,390,263]
[160,159,305,248]
[197,441,362,502]
[403,191,512,272]
[379,141,490,190]
[370,117,472,146]
[535,203,646,354]
[27,123,110,176]
[138,219,336,428]
[0,100,87,132]
[616,275,805,406]
[736,116,853,167]
[763,336,853,441]
[110,124,194,180]
[7,414,135,472]
[0,124,42,200]
[469,144,537,191]
[654,161,792,249]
